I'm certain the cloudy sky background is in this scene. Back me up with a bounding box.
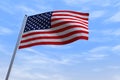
[0,0,120,80]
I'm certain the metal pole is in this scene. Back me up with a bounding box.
[5,15,28,80]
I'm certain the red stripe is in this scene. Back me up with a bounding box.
[52,20,88,28]
[53,10,89,16]
[52,14,88,20]
[19,36,88,49]
[51,17,88,22]
[22,26,88,37]
[21,31,88,43]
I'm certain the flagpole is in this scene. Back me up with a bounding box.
[5,15,28,80]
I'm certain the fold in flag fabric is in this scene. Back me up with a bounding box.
[19,10,89,49]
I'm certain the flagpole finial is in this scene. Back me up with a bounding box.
[25,14,27,17]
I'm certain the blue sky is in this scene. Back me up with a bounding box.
[0,0,120,80]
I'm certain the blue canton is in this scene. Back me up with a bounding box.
[24,12,53,33]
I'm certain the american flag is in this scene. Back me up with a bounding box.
[19,10,89,49]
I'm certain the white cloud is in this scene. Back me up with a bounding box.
[101,29,120,36]
[114,1,120,7]
[92,68,103,72]
[112,45,120,51]
[4,45,120,80]
[108,65,120,70]
[111,45,120,55]
[90,45,120,56]
[0,67,6,80]
[19,49,80,67]
[18,44,120,66]
[83,46,111,61]
[89,46,109,53]
[91,29,120,36]
[15,4,53,16]
[18,48,80,65]
[90,0,118,7]
[90,29,120,42]
[43,45,72,49]
[92,65,120,73]
[112,45,120,55]
[35,5,53,12]
[0,26,13,35]
[86,54,107,61]
[16,5,39,15]
[0,1,53,15]
[9,65,67,80]
[107,11,120,22]
[24,48,46,56]
[0,44,10,55]
[113,75,120,80]
[63,0,114,7]
[19,53,78,65]
[63,0,91,5]
[10,67,67,80]
[90,10,106,19]
[0,2,14,14]
[90,37,113,43]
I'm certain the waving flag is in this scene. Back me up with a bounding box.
[19,10,89,49]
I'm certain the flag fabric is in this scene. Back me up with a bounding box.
[19,10,89,49]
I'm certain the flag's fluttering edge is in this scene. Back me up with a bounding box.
[19,10,89,49]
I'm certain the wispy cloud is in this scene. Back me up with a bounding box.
[35,5,53,12]
[113,75,120,80]
[0,67,6,80]
[0,2,15,14]
[92,29,120,36]
[15,4,53,16]
[86,54,108,61]
[0,45,7,54]
[90,10,106,19]
[63,0,90,5]
[43,45,72,49]
[18,48,79,66]
[0,26,13,35]
[18,44,120,66]
[16,5,39,15]
[0,1,53,16]
[3,45,120,80]
[80,45,120,62]
[114,1,120,7]
[108,65,120,70]
[18,53,79,66]
[106,11,120,22]
[92,68,103,72]
[112,45,120,55]
[84,46,109,61]
[10,67,67,80]
[90,28,120,43]
[91,65,120,73]
[63,0,115,7]
[87,45,120,57]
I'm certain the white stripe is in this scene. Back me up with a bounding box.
[52,22,88,29]
[51,16,87,21]
[53,12,88,18]
[51,19,88,26]
[20,33,88,46]
[22,27,88,40]
[51,16,88,22]
[23,23,88,35]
